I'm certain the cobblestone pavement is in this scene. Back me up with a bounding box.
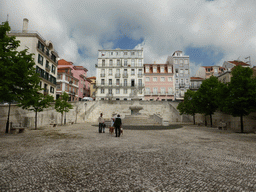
[0,123,256,192]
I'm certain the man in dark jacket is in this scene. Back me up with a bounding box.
[113,114,122,137]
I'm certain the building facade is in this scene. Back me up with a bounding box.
[56,68,79,101]
[96,48,144,100]
[196,66,225,79]
[58,59,91,100]
[8,18,58,99]
[190,77,203,91]
[87,77,96,99]
[144,63,174,101]
[166,51,190,100]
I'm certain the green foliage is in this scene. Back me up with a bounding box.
[0,21,41,103]
[222,66,256,116]
[55,92,73,125]
[195,76,220,116]
[177,90,197,116]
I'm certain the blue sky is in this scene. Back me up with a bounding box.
[1,0,256,76]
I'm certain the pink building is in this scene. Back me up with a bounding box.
[58,59,91,100]
[144,63,174,101]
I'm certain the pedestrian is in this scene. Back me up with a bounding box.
[98,113,105,133]
[113,114,122,137]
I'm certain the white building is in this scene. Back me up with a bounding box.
[166,51,190,100]
[95,48,144,100]
[8,18,58,99]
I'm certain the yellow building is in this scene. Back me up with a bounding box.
[87,77,96,99]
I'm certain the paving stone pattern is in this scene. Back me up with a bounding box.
[0,123,256,191]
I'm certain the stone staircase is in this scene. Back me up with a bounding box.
[123,115,161,126]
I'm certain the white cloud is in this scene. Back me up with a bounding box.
[1,0,256,76]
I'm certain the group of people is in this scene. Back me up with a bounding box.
[98,113,122,137]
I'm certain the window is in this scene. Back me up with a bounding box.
[101,88,104,94]
[186,79,189,84]
[124,69,127,74]
[51,54,56,63]
[138,59,142,66]
[138,79,142,86]
[175,69,178,73]
[174,59,178,64]
[131,52,135,55]
[116,52,119,55]
[176,79,179,83]
[56,84,60,89]
[102,60,105,66]
[139,51,142,56]
[184,59,188,64]
[50,86,54,93]
[39,81,42,88]
[180,79,184,84]
[108,89,112,94]
[46,60,49,69]
[180,60,183,64]
[124,52,127,55]
[65,84,68,91]
[124,79,127,86]
[57,74,61,79]
[161,67,164,73]
[116,79,120,85]
[131,69,135,75]
[168,67,172,73]
[146,67,149,73]
[185,69,189,74]
[101,79,105,85]
[124,89,127,94]
[45,72,49,81]
[161,88,165,94]
[38,54,43,65]
[117,59,120,66]
[110,52,113,55]
[153,87,158,94]
[168,77,172,82]
[109,79,112,85]
[146,77,150,82]
[116,88,120,94]
[153,67,157,73]
[52,65,56,74]
[168,87,173,94]
[180,69,183,73]
[153,77,157,82]
[145,87,150,94]
[138,69,142,74]
[116,69,120,74]
[160,77,165,82]
[131,59,135,67]
[124,59,127,67]
[38,41,44,52]
[109,69,112,75]
[109,60,113,66]
[81,88,83,93]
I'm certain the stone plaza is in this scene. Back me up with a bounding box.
[0,123,256,191]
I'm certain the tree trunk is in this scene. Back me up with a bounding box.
[35,110,38,130]
[64,110,66,125]
[193,114,195,125]
[210,114,212,127]
[5,103,11,133]
[61,113,63,125]
[240,115,244,133]
[205,115,207,126]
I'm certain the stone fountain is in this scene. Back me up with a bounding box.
[129,88,143,115]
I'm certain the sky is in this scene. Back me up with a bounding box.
[1,0,256,77]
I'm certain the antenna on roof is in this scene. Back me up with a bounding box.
[245,56,251,66]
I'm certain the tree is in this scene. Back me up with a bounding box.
[19,92,54,130]
[221,65,256,133]
[195,76,220,127]
[177,90,198,124]
[0,21,41,133]
[55,92,73,125]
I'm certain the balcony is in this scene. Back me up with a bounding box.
[45,66,50,72]
[108,73,113,76]
[70,91,76,95]
[152,92,158,95]
[107,93,113,97]
[123,73,128,78]
[138,74,143,78]
[100,74,105,77]
[138,84,144,88]
[144,92,151,95]
[115,73,121,78]
[179,83,185,88]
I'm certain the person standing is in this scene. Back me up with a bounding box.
[98,113,105,133]
[114,114,122,137]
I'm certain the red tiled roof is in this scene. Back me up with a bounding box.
[228,61,250,66]
[58,59,73,65]
[87,76,96,79]
[190,77,203,80]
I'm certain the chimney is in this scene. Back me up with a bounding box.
[22,18,29,33]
